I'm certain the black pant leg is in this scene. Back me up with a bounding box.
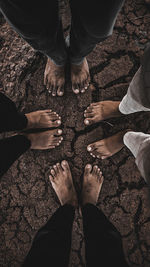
[0,0,67,65]
[0,93,28,132]
[0,135,31,177]
[69,0,125,63]
[23,204,75,267]
[82,204,128,267]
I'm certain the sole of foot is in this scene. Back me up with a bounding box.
[44,58,65,97]
[84,101,121,126]
[82,164,104,206]
[49,160,78,207]
[71,58,90,94]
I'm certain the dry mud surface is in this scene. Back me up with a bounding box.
[0,0,150,266]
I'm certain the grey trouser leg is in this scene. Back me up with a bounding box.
[123,131,150,185]
[119,43,150,114]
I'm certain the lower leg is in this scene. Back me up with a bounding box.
[81,164,128,267]
[23,160,77,267]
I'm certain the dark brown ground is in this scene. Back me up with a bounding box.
[1,0,150,266]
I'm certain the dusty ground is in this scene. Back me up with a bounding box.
[0,0,150,266]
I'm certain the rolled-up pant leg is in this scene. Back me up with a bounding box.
[82,203,128,267]
[123,131,150,185]
[0,0,67,65]
[23,204,75,267]
[69,0,125,64]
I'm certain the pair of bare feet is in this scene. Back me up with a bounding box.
[22,110,63,149]
[84,101,130,159]
[44,58,90,96]
[49,160,103,207]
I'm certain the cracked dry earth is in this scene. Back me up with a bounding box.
[1,0,150,266]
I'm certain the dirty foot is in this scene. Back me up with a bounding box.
[49,160,78,207]
[44,58,65,96]
[84,101,121,126]
[87,130,129,159]
[24,129,63,150]
[71,58,90,94]
[25,110,61,129]
[82,164,104,206]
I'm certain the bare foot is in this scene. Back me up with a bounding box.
[44,58,65,96]
[87,130,129,159]
[24,129,63,150]
[25,110,61,129]
[84,101,121,126]
[49,160,78,207]
[71,58,90,94]
[82,164,104,206]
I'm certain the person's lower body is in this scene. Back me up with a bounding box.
[23,204,75,267]
[84,43,150,184]
[82,203,128,267]
[0,0,125,96]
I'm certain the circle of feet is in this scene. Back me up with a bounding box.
[1,0,150,267]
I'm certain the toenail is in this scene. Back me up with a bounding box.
[81,89,85,93]
[85,87,88,90]
[74,89,79,94]
[87,146,92,151]
[59,92,63,96]
[58,129,62,134]
[59,116,61,119]
[86,164,91,168]
[85,119,89,125]
[57,120,61,124]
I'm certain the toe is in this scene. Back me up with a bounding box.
[56,163,63,173]
[84,117,95,126]
[51,129,62,136]
[61,160,70,172]
[50,169,55,177]
[49,175,54,182]
[72,84,80,94]
[52,86,57,97]
[84,164,92,175]
[57,86,64,96]
[84,112,94,118]
[90,152,96,158]
[50,120,62,127]
[53,164,58,173]
[87,143,96,152]
[93,165,98,174]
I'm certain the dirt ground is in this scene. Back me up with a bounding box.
[0,0,150,266]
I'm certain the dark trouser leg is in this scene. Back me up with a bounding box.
[0,0,67,65]
[0,135,31,177]
[0,93,28,132]
[69,0,125,64]
[23,204,75,267]
[82,204,128,267]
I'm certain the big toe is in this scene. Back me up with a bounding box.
[84,164,92,175]
[57,86,64,96]
[84,117,95,126]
